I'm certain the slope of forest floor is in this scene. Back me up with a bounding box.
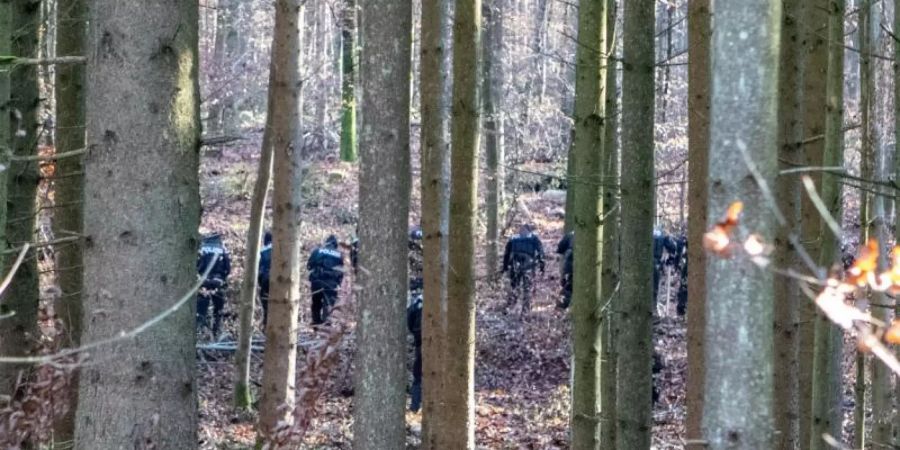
[194,141,693,449]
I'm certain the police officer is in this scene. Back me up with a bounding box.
[556,231,574,309]
[307,235,345,325]
[652,229,678,307]
[673,236,688,316]
[409,226,424,281]
[258,231,273,327]
[502,224,545,311]
[197,233,232,337]
[407,278,423,412]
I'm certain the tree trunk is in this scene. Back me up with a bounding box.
[616,0,654,448]
[351,0,412,447]
[853,1,871,447]
[894,0,900,444]
[443,0,481,445]
[339,0,358,162]
[257,0,303,440]
[773,0,803,447]
[810,3,845,447]
[1,0,41,399]
[233,122,274,411]
[569,0,606,446]
[701,0,779,448]
[599,0,618,444]
[419,0,450,446]
[73,0,201,446]
[685,0,710,446]
[483,0,503,275]
[52,0,85,441]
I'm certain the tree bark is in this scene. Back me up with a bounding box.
[810,3,845,447]
[233,117,274,411]
[1,0,41,400]
[773,0,803,447]
[701,0,779,448]
[569,0,606,446]
[483,0,503,275]
[339,0,358,162]
[52,0,85,441]
[685,0,710,446]
[419,0,451,446]
[599,0,618,444]
[257,0,303,441]
[73,0,201,446]
[443,0,481,445]
[616,0,654,448]
[853,1,871,447]
[351,0,412,447]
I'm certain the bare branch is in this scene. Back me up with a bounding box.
[0,244,30,298]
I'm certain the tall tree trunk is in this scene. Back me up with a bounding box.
[1,0,41,399]
[233,128,274,410]
[685,1,711,445]
[616,0,654,448]
[0,0,9,290]
[52,0,85,441]
[73,0,201,446]
[419,0,451,445]
[797,1,830,447]
[810,3,845,447]
[443,0,481,445]
[563,129,576,233]
[352,0,412,447]
[483,0,503,275]
[853,1,871,447]
[701,0,779,448]
[257,0,303,440]
[339,0,357,162]
[773,1,803,448]
[599,0,618,444]
[894,0,900,443]
[569,0,606,446]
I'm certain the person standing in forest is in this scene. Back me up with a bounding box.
[502,224,546,311]
[258,230,273,326]
[307,234,346,325]
[556,231,574,309]
[197,233,232,338]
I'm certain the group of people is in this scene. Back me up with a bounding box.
[194,231,349,337]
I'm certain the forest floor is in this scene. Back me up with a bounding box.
[192,141,703,449]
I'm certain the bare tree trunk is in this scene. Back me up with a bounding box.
[233,125,274,411]
[853,1,871,447]
[685,1,710,445]
[339,0,357,162]
[351,0,412,447]
[257,0,303,441]
[419,0,451,445]
[443,0,481,445]
[73,0,201,446]
[0,0,41,400]
[483,0,503,275]
[701,0,779,448]
[773,0,803,447]
[599,0,618,444]
[569,0,606,446]
[810,3,845,447]
[616,0,653,447]
[52,0,85,441]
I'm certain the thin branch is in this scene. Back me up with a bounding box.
[2,236,81,255]
[801,175,843,239]
[0,56,86,66]
[10,148,85,162]
[0,254,219,364]
[0,244,30,298]
[200,135,246,147]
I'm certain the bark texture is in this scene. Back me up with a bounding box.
[701,0,780,448]
[483,0,503,274]
[257,0,303,440]
[339,0,358,162]
[615,0,653,447]
[74,0,201,446]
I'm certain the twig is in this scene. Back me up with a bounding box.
[0,56,86,66]
[200,135,246,147]
[0,244,30,298]
[10,148,85,162]
[2,236,81,255]
[801,175,843,239]
[0,254,219,364]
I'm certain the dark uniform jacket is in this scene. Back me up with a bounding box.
[198,235,231,289]
[503,233,545,273]
[307,245,345,290]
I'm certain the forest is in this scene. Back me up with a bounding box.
[0,0,897,448]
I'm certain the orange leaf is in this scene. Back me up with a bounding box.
[885,320,900,344]
[847,238,879,287]
[703,201,744,257]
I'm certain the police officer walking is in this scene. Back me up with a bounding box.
[307,235,345,325]
[197,233,232,338]
[502,224,545,312]
[556,231,574,309]
[258,231,273,327]
[406,278,423,412]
